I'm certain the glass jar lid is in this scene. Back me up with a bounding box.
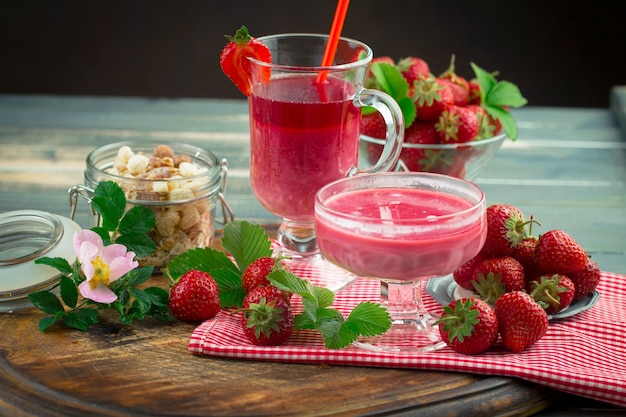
[0,210,81,312]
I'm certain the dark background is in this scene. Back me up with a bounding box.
[2,0,625,108]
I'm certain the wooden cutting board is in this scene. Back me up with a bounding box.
[0,228,559,416]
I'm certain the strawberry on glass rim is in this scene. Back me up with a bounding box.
[219,25,271,96]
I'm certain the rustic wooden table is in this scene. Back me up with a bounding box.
[0,93,624,416]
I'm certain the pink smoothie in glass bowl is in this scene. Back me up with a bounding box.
[315,179,487,281]
[249,74,360,222]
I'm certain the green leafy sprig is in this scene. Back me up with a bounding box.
[166,220,392,349]
[29,181,170,332]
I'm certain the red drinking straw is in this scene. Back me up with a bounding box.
[317,0,350,84]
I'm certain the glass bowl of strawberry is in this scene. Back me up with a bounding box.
[360,130,507,181]
[358,55,526,181]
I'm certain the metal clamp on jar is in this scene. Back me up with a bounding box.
[68,142,234,269]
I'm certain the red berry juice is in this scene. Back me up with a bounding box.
[315,188,486,280]
[249,74,361,222]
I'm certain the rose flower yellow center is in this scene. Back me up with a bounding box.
[90,256,111,289]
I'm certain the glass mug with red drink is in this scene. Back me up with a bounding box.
[247,33,404,290]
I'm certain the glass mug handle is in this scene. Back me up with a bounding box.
[347,88,405,177]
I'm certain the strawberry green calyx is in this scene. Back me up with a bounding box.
[470,62,527,141]
[503,214,529,248]
[436,299,480,343]
[224,25,253,46]
[413,75,446,107]
[472,272,506,305]
[436,297,499,355]
[241,298,290,338]
[530,275,568,310]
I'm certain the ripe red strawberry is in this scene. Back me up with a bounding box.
[360,112,387,139]
[494,291,549,353]
[373,56,395,66]
[435,104,479,143]
[467,104,498,139]
[529,274,575,315]
[535,229,588,273]
[361,112,388,165]
[438,55,470,106]
[435,153,467,179]
[241,286,294,346]
[242,284,288,307]
[219,25,271,96]
[472,256,525,304]
[568,258,601,301]
[453,251,488,291]
[482,204,528,257]
[468,78,481,105]
[485,112,503,136]
[438,77,469,107]
[511,236,540,280]
[412,75,455,122]
[437,298,499,355]
[396,56,430,87]
[242,257,278,293]
[397,120,441,171]
[169,270,220,322]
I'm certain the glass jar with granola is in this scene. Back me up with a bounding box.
[72,142,231,269]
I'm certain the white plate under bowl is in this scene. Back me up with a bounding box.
[425,274,599,320]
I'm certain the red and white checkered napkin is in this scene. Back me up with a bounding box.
[189,269,626,408]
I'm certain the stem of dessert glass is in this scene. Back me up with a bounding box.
[277,219,318,258]
[381,280,441,338]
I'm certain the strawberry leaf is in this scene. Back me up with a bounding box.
[487,81,528,108]
[222,221,273,272]
[485,107,518,144]
[470,62,527,141]
[363,62,416,127]
[372,62,409,101]
[345,302,392,337]
[470,62,498,103]
[166,247,238,281]
[211,267,246,307]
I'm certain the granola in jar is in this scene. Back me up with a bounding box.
[82,142,228,268]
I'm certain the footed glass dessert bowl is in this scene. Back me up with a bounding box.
[314,172,487,352]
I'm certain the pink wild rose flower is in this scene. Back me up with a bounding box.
[73,230,138,304]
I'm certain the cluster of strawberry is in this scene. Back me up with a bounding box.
[362,56,496,142]
[362,56,526,176]
[168,258,294,346]
[437,203,601,355]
